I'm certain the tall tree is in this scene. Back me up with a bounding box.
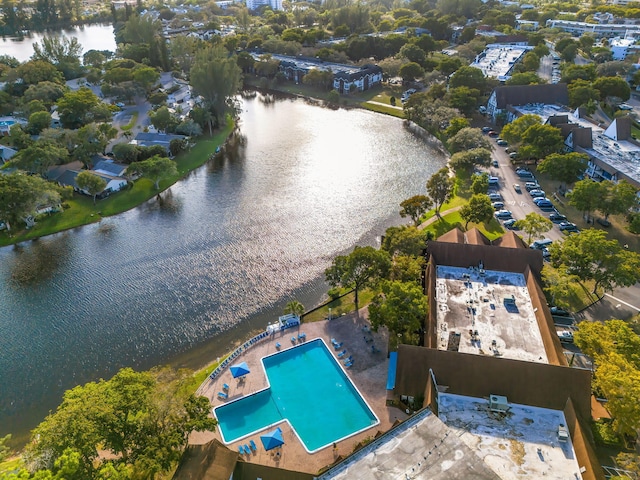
[519,123,564,159]
[459,194,494,230]
[593,76,631,102]
[284,300,305,317]
[56,87,103,129]
[399,195,432,226]
[325,246,391,309]
[550,229,640,294]
[190,45,242,132]
[128,156,177,189]
[76,171,107,204]
[597,180,638,221]
[500,114,540,145]
[9,140,68,175]
[449,147,492,171]
[568,179,605,221]
[369,280,427,345]
[537,152,588,188]
[426,167,453,218]
[0,173,62,231]
[447,128,492,154]
[381,225,427,258]
[471,172,489,194]
[449,66,487,92]
[32,36,84,80]
[514,212,553,244]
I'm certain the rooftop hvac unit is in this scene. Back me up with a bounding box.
[558,424,569,442]
[489,395,509,413]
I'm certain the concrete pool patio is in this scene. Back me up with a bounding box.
[195,310,409,474]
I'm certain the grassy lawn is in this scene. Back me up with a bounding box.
[422,211,505,241]
[0,123,234,247]
[0,457,22,475]
[302,290,376,323]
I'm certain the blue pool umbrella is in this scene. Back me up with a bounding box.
[230,362,250,378]
[260,427,284,451]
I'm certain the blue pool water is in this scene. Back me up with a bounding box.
[0,120,15,127]
[213,339,379,452]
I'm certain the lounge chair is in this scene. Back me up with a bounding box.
[337,350,347,358]
[291,337,297,343]
[244,444,251,454]
[345,360,354,368]
[275,342,281,350]
[333,342,343,349]
[238,445,244,454]
[343,356,353,364]
[331,338,337,344]
[223,383,229,391]
[249,440,257,452]
[218,392,228,399]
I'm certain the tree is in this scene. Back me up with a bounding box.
[32,36,84,80]
[369,280,427,345]
[27,111,52,135]
[16,60,65,85]
[447,86,480,115]
[399,61,424,82]
[449,66,487,92]
[438,56,462,76]
[325,246,391,309]
[520,124,564,159]
[541,264,578,309]
[284,300,305,316]
[190,45,242,131]
[560,64,597,85]
[399,195,432,226]
[9,140,68,175]
[444,117,469,137]
[381,225,427,257]
[505,72,544,86]
[573,320,640,437]
[149,106,176,133]
[521,51,540,72]
[128,156,177,189]
[112,143,140,164]
[447,128,492,153]
[132,65,160,91]
[471,172,489,194]
[0,173,62,231]
[568,179,605,221]
[76,171,107,204]
[23,81,67,108]
[24,367,217,478]
[56,87,103,129]
[514,212,552,244]
[0,434,11,462]
[459,194,494,229]
[550,229,640,294]
[537,152,588,187]
[426,167,453,218]
[568,79,600,109]
[500,114,540,144]
[597,180,638,221]
[593,76,631,102]
[449,148,492,171]
[399,43,426,66]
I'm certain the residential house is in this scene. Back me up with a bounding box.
[0,145,17,164]
[133,132,187,152]
[47,160,128,198]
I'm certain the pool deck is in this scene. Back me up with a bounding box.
[193,309,409,474]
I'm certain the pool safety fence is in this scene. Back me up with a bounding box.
[196,330,271,395]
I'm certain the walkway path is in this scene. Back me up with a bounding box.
[417,206,463,230]
[365,100,404,111]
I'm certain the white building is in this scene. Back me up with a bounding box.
[246,0,282,10]
[470,44,533,81]
[610,37,640,60]
[546,19,640,38]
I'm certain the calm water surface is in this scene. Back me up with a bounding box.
[0,24,116,63]
[0,95,446,440]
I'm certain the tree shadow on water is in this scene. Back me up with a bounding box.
[9,235,71,287]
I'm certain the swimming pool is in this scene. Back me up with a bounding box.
[213,338,379,453]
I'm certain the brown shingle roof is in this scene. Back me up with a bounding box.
[465,227,491,246]
[492,230,528,249]
[493,83,569,109]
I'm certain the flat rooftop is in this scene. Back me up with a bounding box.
[318,408,500,480]
[439,393,584,480]
[435,265,548,363]
[470,44,532,80]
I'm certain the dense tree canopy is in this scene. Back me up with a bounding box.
[128,156,177,189]
[325,246,391,309]
[537,152,588,187]
[0,173,62,231]
[399,195,433,226]
[459,194,493,229]
[514,212,553,244]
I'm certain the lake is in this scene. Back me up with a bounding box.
[0,94,447,442]
[0,24,116,63]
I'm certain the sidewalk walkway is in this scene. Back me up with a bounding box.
[417,206,463,230]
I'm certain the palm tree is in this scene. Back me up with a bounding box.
[284,300,305,317]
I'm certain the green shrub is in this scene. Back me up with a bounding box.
[591,419,622,446]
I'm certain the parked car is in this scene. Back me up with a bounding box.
[488,176,499,185]
[531,238,553,250]
[597,218,611,227]
[564,225,580,233]
[503,218,518,229]
[489,193,503,201]
[529,189,546,198]
[557,331,574,343]
[517,170,534,178]
[550,306,571,317]
[533,196,551,205]
[509,152,518,159]
[549,212,567,222]
[496,139,508,146]
[525,182,540,191]
[492,201,505,210]
[536,200,554,210]
[542,247,551,259]
[513,184,522,193]
[494,209,513,219]
[559,221,577,231]
[482,126,492,133]
[492,159,499,167]
[619,103,633,111]
[115,102,125,108]
[488,130,499,137]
